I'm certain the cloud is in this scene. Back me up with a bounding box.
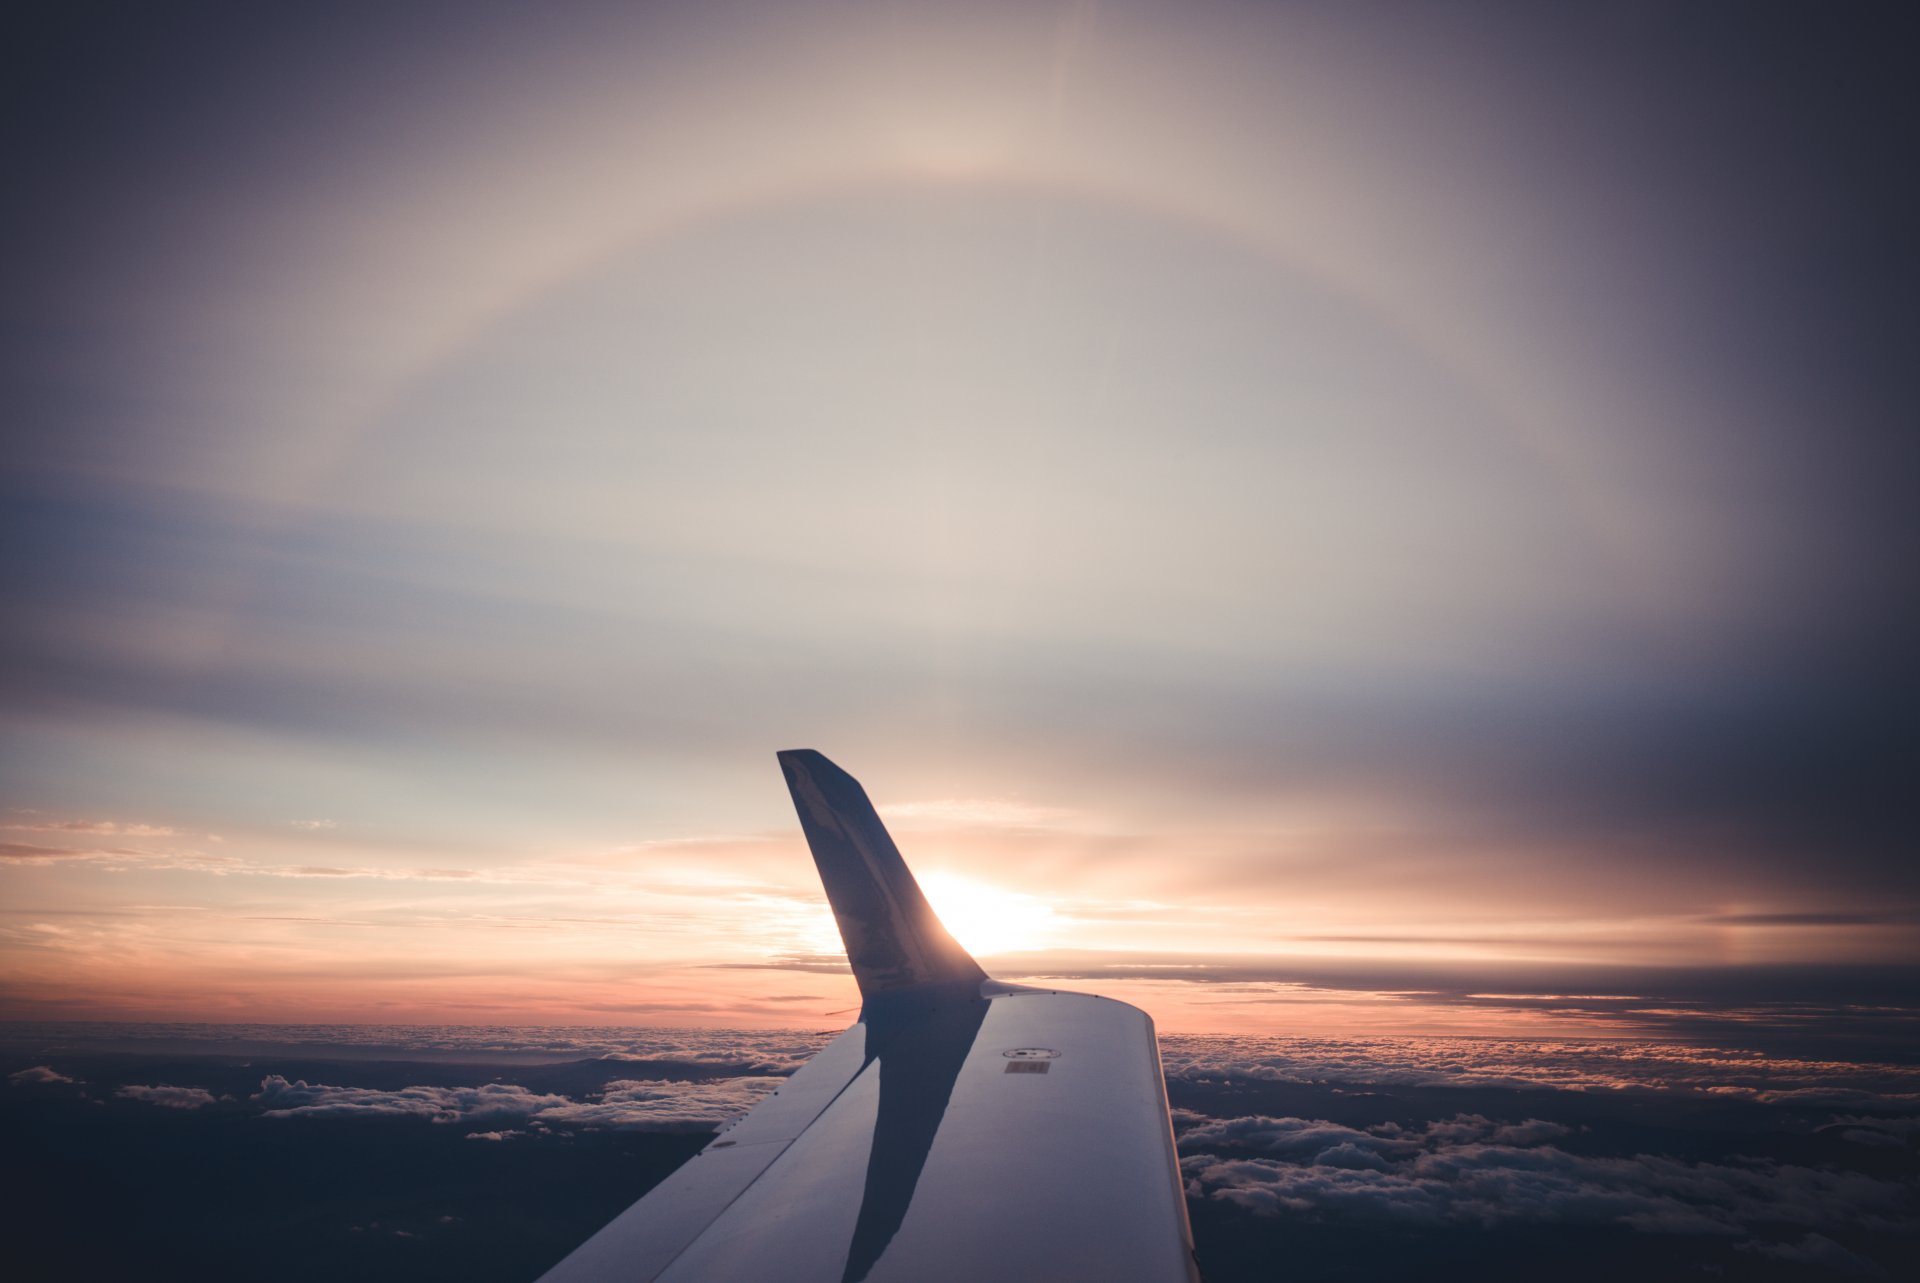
[1180,1113,1912,1239]
[879,799,1079,830]
[1000,959,1920,1052]
[278,865,481,880]
[466,1129,526,1141]
[1165,1039,1913,1277]
[254,1076,572,1122]
[2,819,178,837]
[8,1065,75,1085]
[1703,911,1913,927]
[1825,1115,1920,1148]
[1175,1112,1568,1163]
[1160,1034,1920,1104]
[252,1073,780,1131]
[116,1084,218,1109]
[6,1023,830,1071]
[0,841,505,883]
[1178,1114,1412,1161]
[1838,1128,1905,1149]
[0,842,127,862]
[531,1077,779,1132]
[1737,1233,1887,1278]
[1483,1119,1574,1146]
[713,954,854,977]
[289,819,337,830]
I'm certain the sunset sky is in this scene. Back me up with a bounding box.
[3,2,1914,1036]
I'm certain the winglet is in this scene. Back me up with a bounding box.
[778,750,988,1005]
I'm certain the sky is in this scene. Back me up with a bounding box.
[2,1,1916,1033]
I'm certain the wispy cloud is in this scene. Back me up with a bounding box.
[116,1084,218,1109]
[1703,911,1918,927]
[8,1065,76,1085]
[1,842,133,862]
[530,1078,779,1132]
[1160,1034,1920,1104]
[879,799,1081,831]
[21,820,176,836]
[1172,1044,1918,1263]
[1181,1122,1910,1236]
[0,841,512,884]
[1736,1234,1887,1279]
[254,1076,573,1122]
[252,1073,778,1132]
[1176,1112,1571,1159]
[1824,1116,1920,1148]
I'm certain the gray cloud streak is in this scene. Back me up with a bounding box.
[252,1073,780,1132]
[116,1084,218,1109]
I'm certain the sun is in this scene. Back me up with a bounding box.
[915,872,1057,958]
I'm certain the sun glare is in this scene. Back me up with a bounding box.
[916,872,1057,958]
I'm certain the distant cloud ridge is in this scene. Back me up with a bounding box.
[7,1065,75,1085]
[1179,1111,1910,1238]
[252,1073,779,1131]
[116,1084,218,1109]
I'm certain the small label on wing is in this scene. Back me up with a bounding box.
[1004,1060,1052,1074]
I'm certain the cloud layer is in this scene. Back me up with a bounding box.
[1179,1111,1909,1239]
[8,1018,1914,1277]
[116,1084,217,1109]
[252,1073,778,1132]
[8,1064,75,1085]
[1160,1034,1920,1104]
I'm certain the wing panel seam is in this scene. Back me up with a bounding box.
[644,1056,878,1282]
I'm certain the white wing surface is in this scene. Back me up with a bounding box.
[538,750,1199,1283]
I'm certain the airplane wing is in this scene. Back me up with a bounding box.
[538,749,1199,1283]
